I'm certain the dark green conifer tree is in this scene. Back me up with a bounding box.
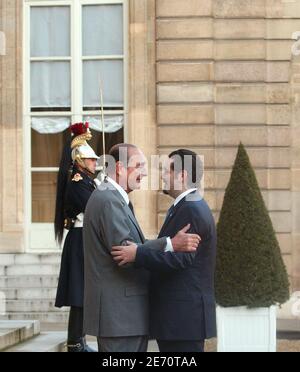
[215,143,290,308]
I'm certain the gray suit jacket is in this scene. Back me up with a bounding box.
[83,181,167,338]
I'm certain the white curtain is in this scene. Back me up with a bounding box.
[83,60,124,108]
[82,4,124,107]
[82,4,123,56]
[30,4,124,131]
[32,116,123,134]
[31,62,71,108]
[30,6,71,108]
[31,117,70,134]
[85,116,124,133]
[31,6,70,57]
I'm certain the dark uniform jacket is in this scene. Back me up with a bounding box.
[55,168,96,308]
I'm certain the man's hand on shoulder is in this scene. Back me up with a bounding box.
[111,241,138,266]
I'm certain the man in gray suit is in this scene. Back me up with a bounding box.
[83,144,201,352]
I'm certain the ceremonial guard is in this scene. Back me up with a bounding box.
[54,122,99,352]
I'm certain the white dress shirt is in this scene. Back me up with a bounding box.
[106,176,130,205]
[164,189,198,252]
[105,177,173,252]
[174,188,198,207]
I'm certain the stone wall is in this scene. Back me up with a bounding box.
[0,0,299,292]
[156,0,300,290]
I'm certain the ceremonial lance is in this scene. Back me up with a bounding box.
[98,78,107,182]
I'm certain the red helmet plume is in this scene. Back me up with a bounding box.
[70,122,89,137]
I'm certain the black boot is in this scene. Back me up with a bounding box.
[67,338,96,352]
[67,340,85,353]
[67,307,96,352]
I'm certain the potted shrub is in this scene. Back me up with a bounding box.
[215,143,290,352]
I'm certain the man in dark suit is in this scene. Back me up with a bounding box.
[112,149,217,352]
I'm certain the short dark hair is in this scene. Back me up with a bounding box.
[169,149,203,188]
[109,143,138,163]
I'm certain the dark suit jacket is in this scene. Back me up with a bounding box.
[135,192,217,341]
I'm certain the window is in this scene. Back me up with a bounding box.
[24,0,127,249]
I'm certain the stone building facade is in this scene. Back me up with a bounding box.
[0,0,299,314]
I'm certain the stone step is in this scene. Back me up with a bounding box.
[0,254,61,267]
[0,275,58,289]
[4,299,69,313]
[3,288,58,300]
[2,265,60,276]
[4,332,67,352]
[0,321,40,351]
[0,311,69,324]
[0,329,21,351]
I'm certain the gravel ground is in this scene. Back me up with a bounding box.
[277,340,300,352]
[205,338,300,352]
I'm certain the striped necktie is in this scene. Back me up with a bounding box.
[165,204,176,222]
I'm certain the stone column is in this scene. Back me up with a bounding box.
[0,0,24,253]
[128,0,158,237]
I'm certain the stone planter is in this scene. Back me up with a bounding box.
[217,306,277,352]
